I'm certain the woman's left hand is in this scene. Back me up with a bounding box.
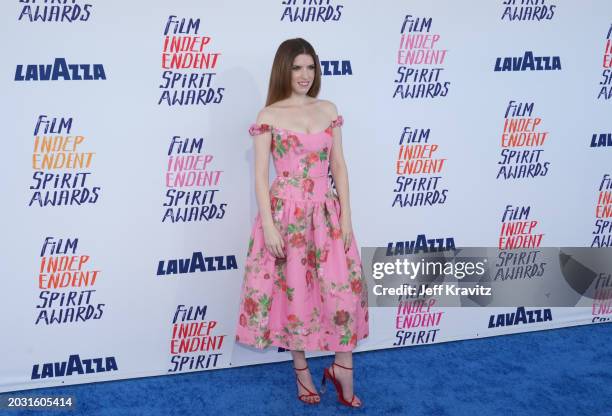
[340,215,353,252]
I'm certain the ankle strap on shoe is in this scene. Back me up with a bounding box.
[333,362,353,370]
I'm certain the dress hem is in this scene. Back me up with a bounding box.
[234,333,369,353]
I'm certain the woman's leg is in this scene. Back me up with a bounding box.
[291,350,320,403]
[330,351,361,406]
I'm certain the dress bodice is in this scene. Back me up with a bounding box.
[248,116,344,201]
[248,116,344,179]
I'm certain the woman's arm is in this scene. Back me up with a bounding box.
[252,109,285,258]
[326,103,353,252]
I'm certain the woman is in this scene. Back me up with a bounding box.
[235,38,369,408]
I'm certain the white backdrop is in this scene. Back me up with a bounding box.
[1,0,611,392]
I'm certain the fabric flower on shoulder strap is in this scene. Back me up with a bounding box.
[325,115,344,135]
[249,123,272,136]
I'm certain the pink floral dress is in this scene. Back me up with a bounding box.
[235,115,369,352]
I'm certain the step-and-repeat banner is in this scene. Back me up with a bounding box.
[1,0,611,392]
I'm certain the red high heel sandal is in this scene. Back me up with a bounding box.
[320,362,362,408]
[294,366,320,405]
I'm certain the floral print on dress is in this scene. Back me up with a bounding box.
[235,115,369,352]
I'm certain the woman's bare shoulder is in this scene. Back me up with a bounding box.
[255,106,278,125]
[316,99,339,118]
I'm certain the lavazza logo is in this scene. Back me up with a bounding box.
[31,354,118,380]
[494,51,561,72]
[156,251,238,277]
[15,58,106,81]
[488,306,552,328]
[320,60,352,76]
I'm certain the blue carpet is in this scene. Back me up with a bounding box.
[2,323,611,416]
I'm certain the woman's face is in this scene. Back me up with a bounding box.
[290,53,315,96]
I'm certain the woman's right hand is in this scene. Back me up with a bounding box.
[263,223,285,258]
